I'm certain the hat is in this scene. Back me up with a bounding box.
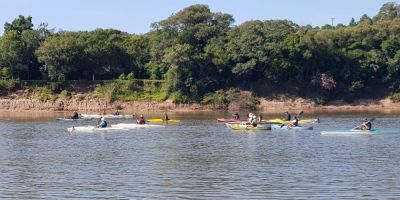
[364,118,368,122]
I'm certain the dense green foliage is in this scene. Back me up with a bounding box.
[2,3,400,103]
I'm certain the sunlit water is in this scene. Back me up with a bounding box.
[1,112,400,199]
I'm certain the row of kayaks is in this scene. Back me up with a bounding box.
[57,116,180,123]
[225,122,314,131]
[225,122,400,135]
[217,118,319,124]
[68,123,164,132]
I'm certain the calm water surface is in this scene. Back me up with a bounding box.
[1,112,400,199]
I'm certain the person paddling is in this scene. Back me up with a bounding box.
[114,110,120,116]
[232,113,240,120]
[283,111,291,121]
[138,114,146,125]
[71,111,79,119]
[353,118,372,130]
[287,116,299,129]
[97,117,107,128]
[163,113,169,121]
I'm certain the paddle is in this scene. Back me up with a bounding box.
[352,118,375,130]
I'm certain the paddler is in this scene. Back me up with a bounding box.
[247,113,254,123]
[114,110,120,116]
[138,114,146,125]
[163,113,169,121]
[354,118,372,130]
[287,116,299,128]
[97,117,108,128]
[71,111,79,119]
[232,113,240,120]
[251,114,257,127]
[283,111,291,121]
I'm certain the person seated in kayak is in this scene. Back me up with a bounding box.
[71,111,79,119]
[138,115,146,124]
[232,113,240,120]
[257,114,263,123]
[249,115,257,127]
[163,113,169,121]
[283,111,291,121]
[97,117,107,128]
[354,118,372,130]
[287,116,299,128]
[247,113,253,123]
[114,110,120,116]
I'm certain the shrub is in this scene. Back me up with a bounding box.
[0,79,18,95]
[391,93,400,103]
[59,90,70,100]
[202,90,234,109]
[35,87,53,101]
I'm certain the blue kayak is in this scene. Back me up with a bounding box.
[321,129,400,136]
[271,124,313,131]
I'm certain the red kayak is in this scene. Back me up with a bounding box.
[217,118,241,123]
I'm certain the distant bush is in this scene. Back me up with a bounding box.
[315,95,327,105]
[202,89,235,109]
[35,87,53,101]
[59,90,70,100]
[94,80,167,101]
[0,79,18,95]
[391,93,400,103]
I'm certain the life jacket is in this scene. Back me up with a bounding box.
[139,117,145,124]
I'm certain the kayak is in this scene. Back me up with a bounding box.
[271,124,313,131]
[67,126,126,133]
[55,118,90,121]
[320,129,400,136]
[80,114,134,119]
[112,123,164,129]
[147,118,180,123]
[217,118,241,123]
[262,118,319,124]
[225,123,271,131]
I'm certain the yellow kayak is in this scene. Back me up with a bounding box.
[147,118,180,123]
[261,118,318,124]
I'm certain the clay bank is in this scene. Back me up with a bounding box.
[1,96,400,113]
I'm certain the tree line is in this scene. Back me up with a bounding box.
[1,2,400,102]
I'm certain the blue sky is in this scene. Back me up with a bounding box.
[0,0,396,34]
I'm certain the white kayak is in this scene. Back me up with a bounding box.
[67,126,126,133]
[111,123,164,129]
[80,114,134,119]
[320,129,400,136]
[271,124,313,131]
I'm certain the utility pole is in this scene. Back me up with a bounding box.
[330,17,335,28]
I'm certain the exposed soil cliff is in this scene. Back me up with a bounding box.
[0,96,399,113]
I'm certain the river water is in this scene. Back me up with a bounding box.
[0,112,400,199]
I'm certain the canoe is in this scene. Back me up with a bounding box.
[217,118,241,123]
[225,123,271,131]
[271,124,313,131]
[320,129,400,136]
[67,126,126,132]
[111,123,164,129]
[147,118,180,123]
[262,118,319,124]
[80,114,134,119]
